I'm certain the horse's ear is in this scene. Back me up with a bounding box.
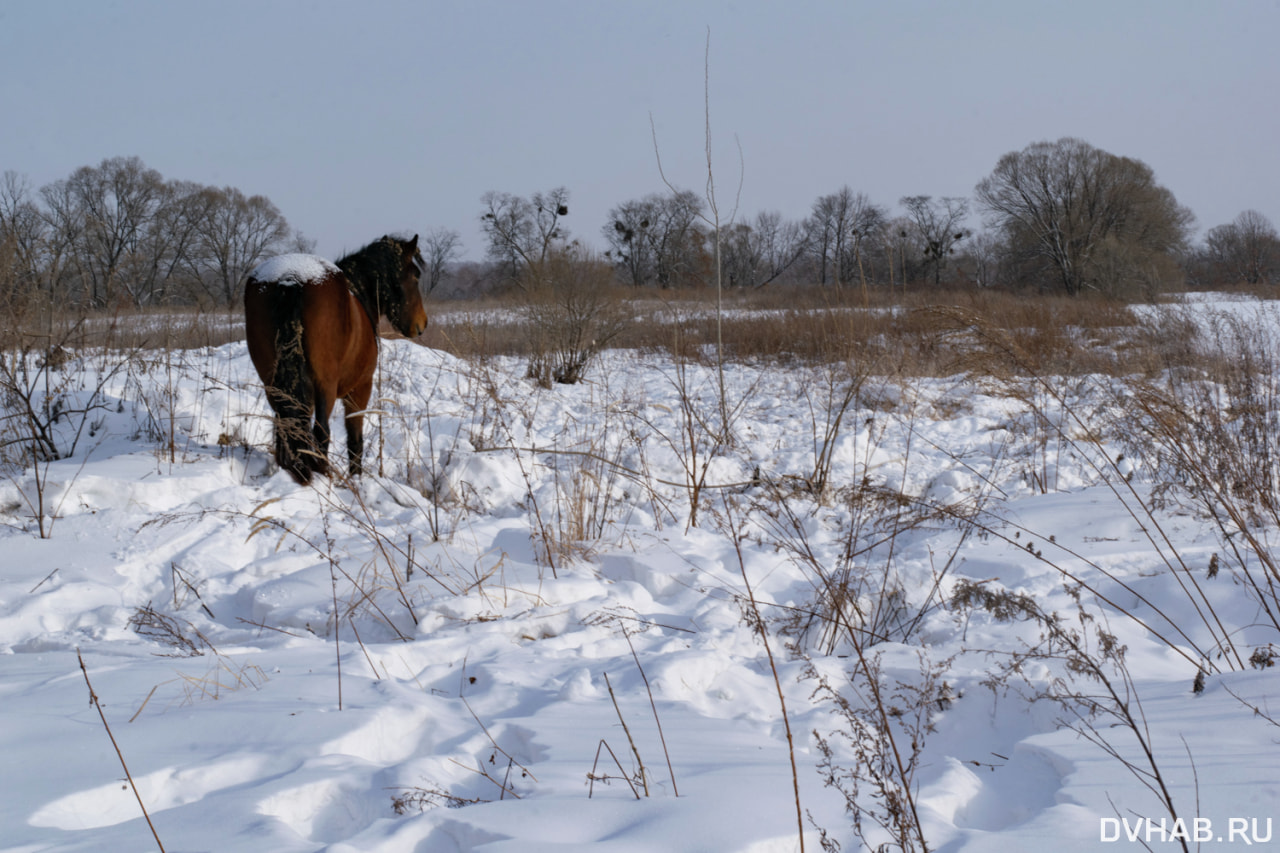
[408,234,418,251]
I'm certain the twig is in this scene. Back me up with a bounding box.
[234,616,302,638]
[77,650,166,852]
[586,608,695,635]
[323,514,343,711]
[624,632,678,796]
[347,614,382,680]
[459,694,539,783]
[28,567,58,593]
[447,756,524,800]
[170,562,215,619]
[128,684,160,724]
[722,496,805,853]
[603,671,649,796]
[588,739,641,799]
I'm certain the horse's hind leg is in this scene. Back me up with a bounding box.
[309,384,337,479]
[266,385,315,485]
[264,316,319,485]
[343,378,373,479]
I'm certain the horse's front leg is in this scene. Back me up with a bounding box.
[343,378,373,479]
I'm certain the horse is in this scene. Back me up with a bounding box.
[244,234,428,484]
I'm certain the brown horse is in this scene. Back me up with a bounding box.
[244,234,428,484]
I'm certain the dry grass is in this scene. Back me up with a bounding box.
[1,280,1233,383]
[422,285,1159,378]
[1,301,243,353]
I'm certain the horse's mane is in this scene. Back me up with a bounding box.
[337,234,412,266]
[335,235,417,333]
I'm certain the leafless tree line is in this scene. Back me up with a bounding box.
[477,137,1279,298]
[473,183,969,295]
[599,187,980,293]
[0,156,308,311]
[6,139,1277,313]
[1189,209,1280,288]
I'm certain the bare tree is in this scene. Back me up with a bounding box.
[605,195,659,286]
[649,26,744,452]
[604,190,706,288]
[420,227,461,293]
[480,187,570,289]
[190,186,291,305]
[63,156,169,307]
[0,172,47,301]
[975,137,1193,295]
[129,180,212,306]
[288,232,316,254]
[1203,210,1280,285]
[963,230,1005,288]
[881,216,921,292]
[720,210,808,288]
[806,187,886,288]
[35,178,87,305]
[900,195,969,287]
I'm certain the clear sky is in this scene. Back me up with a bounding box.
[2,0,1276,261]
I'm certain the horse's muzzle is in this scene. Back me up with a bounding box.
[406,310,428,338]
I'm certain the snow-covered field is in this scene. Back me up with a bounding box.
[3,295,1280,852]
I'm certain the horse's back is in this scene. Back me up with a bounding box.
[244,254,346,380]
[244,254,374,398]
[250,254,341,289]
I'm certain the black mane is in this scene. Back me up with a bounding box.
[336,235,414,333]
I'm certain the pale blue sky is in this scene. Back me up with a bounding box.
[3,0,1276,260]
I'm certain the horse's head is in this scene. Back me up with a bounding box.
[387,234,428,338]
[339,235,429,338]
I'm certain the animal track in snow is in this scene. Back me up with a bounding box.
[320,702,435,764]
[256,776,375,843]
[29,755,269,830]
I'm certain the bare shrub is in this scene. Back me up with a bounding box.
[128,603,212,657]
[522,248,628,387]
[390,785,485,814]
[543,423,636,564]
[958,579,1195,853]
[935,306,1242,669]
[0,288,132,537]
[1121,308,1280,642]
[809,650,950,853]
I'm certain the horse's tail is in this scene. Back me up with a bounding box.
[265,287,316,484]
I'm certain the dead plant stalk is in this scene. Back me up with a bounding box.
[77,650,166,853]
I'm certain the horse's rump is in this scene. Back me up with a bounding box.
[245,273,323,482]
